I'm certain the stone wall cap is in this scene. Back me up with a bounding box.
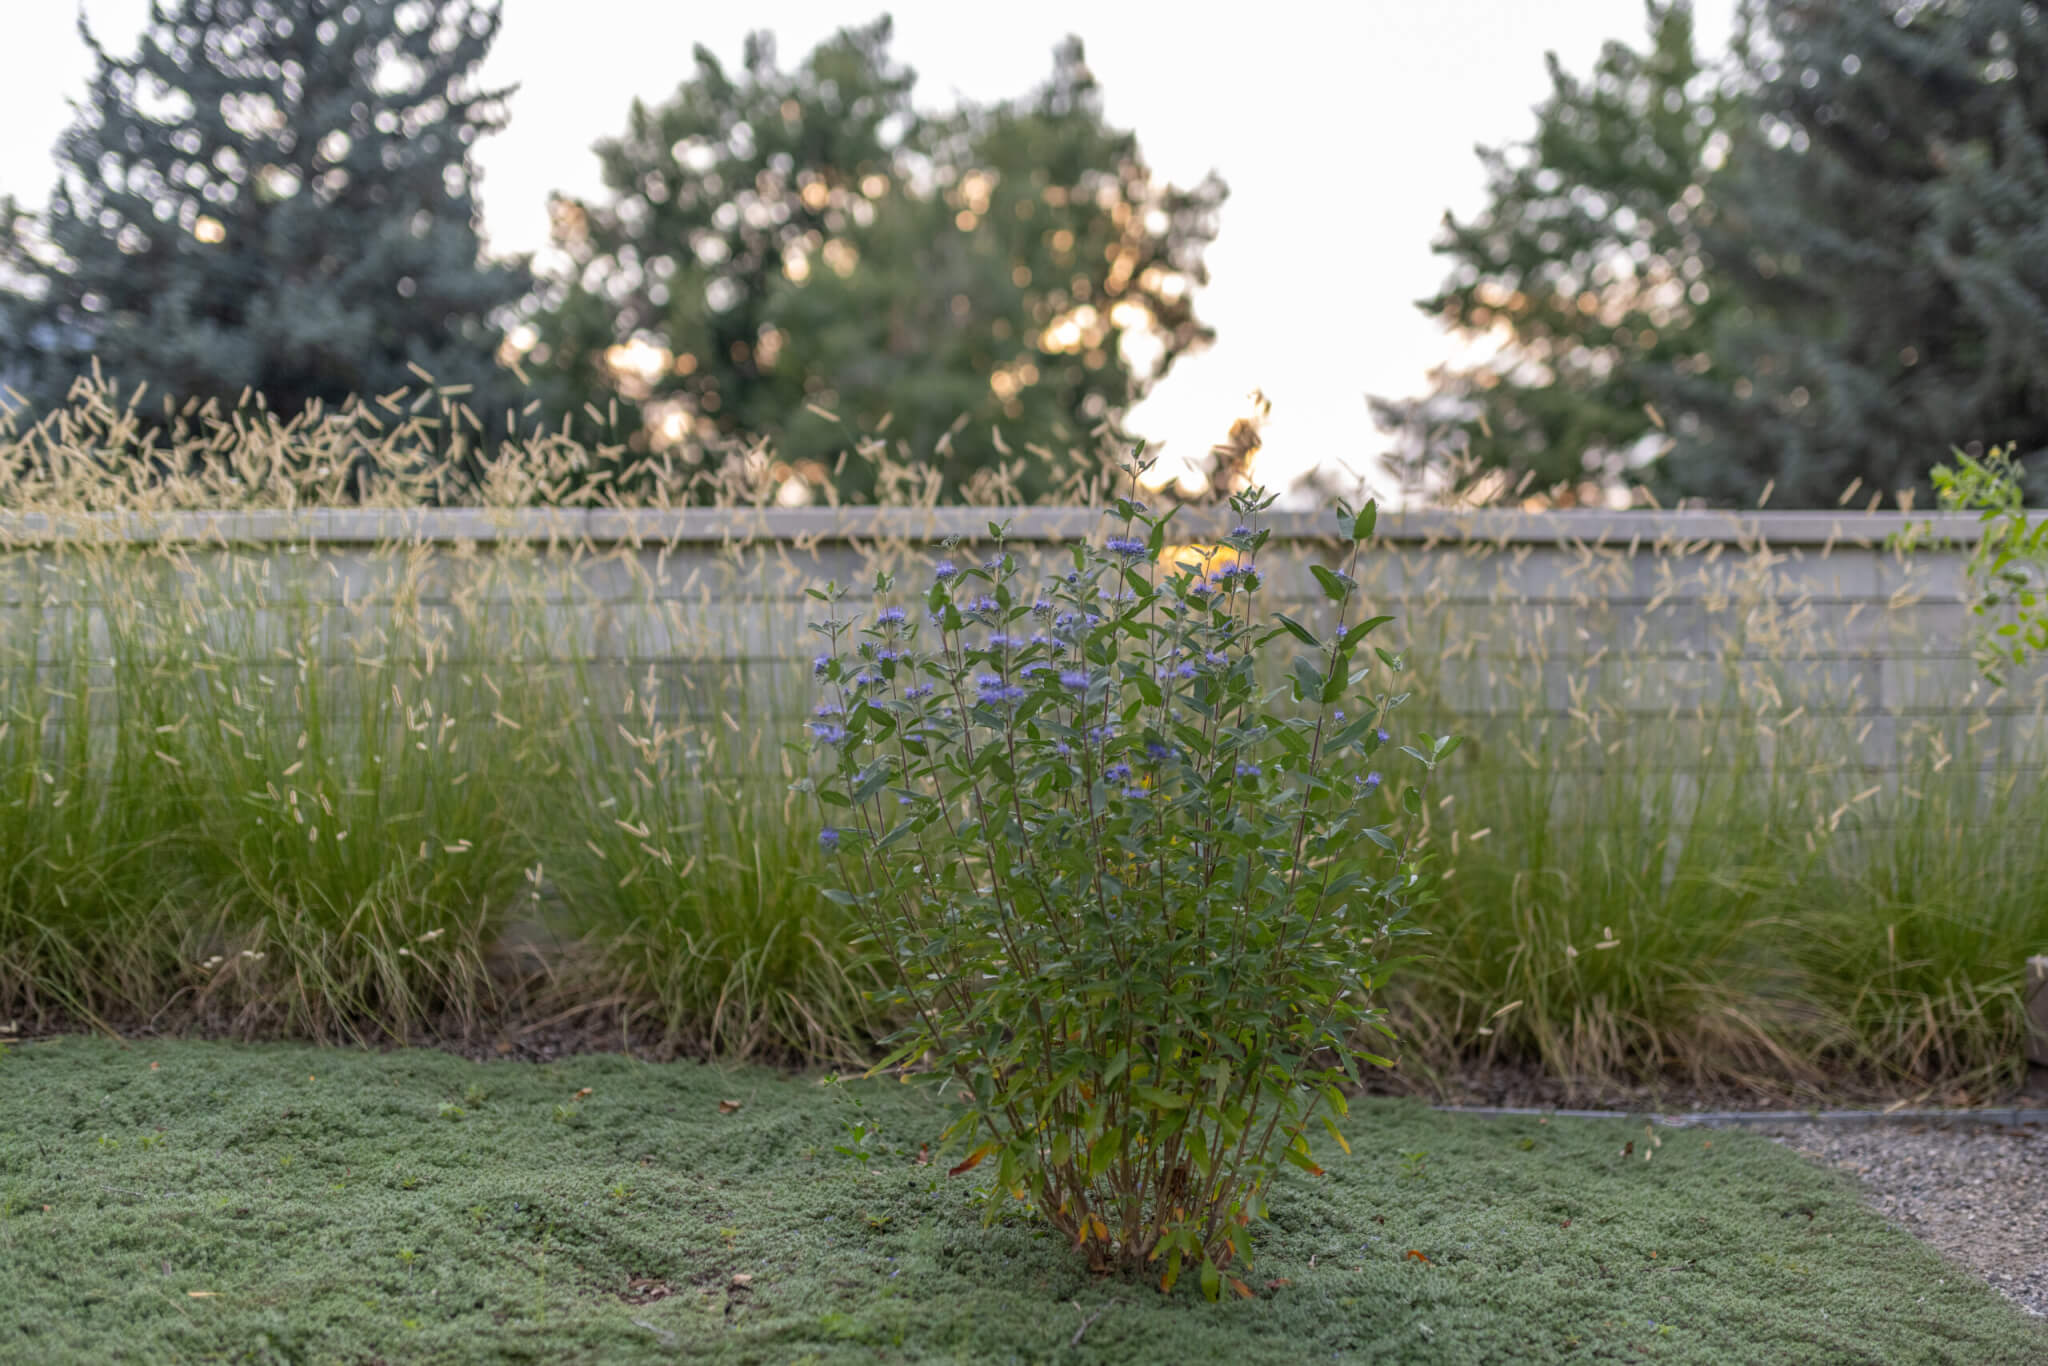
[0,504,1993,548]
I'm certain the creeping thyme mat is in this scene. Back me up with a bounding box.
[1,1039,2040,1365]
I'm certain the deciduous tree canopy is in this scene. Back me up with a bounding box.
[518,18,1225,505]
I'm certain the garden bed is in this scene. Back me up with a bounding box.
[3,1037,2041,1364]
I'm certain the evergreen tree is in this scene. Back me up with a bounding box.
[1651,0,2048,505]
[0,0,528,441]
[1380,2,1740,505]
[521,18,1225,505]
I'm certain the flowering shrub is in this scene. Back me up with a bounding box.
[797,483,1458,1297]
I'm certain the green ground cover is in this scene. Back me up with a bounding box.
[2,1038,2040,1364]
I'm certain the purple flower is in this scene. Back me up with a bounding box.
[1205,651,1228,667]
[876,606,907,626]
[1087,724,1117,744]
[1362,771,1383,790]
[1333,710,1345,723]
[1171,662,1198,680]
[853,671,879,687]
[905,684,935,700]
[934,560,958,581]
[809,723,848,745]
[1376,728,1390,743]
[813,703,844,718]
[813,654,831,677]
[1060,670,1091,693]
[1031,598,1055,617]
[986,633,1019,651]
[1104,762,1132,783]
[1054,741,1072,758]
[819,828,840,851]
[1020,661,1049,678]
[977,674,1023,703]
[1121,786,1150,799]
[1235,762,1261,778]
[968,596,999,614]
[983,556,1005,573]
[1230,523,1254,539]
[1147,741,1173,761]
[1104,535,1148,559]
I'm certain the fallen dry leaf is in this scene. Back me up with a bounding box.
[729,1273,753,1289]
[186,1291,218,1299]
[913,1144,930,1166]
[573,1088,592,1101]
[1265,1278,1292,1290]
[1405,1250,1430,1264]
[716,1099,742,1115]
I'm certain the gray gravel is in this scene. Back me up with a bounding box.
[1757,1118,2047,1318]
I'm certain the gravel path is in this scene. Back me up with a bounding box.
[1759,1118,2047,1318]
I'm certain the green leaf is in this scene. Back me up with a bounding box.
[1200,1259,1221,1302]
[1132,1085,1190,1110]
[1353,502,1378,541]
[1310,564,1351,602]
[1275,613,1320,648]
[1088,1127,1122,1178]
[1343,615,1394,646]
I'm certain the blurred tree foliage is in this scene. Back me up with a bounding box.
[1374,1,1738,506]
[1395,0,2048,509]
[1651,0,2048,506]
[520,17,1226,505]
[0,0,528,462]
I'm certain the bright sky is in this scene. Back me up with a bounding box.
[2,0,1736,496]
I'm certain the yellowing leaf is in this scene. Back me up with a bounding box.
[948,1142,994,1177]
[1321,1113,1351,1156]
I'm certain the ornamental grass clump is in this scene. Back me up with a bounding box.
[798,479,1458,1297]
